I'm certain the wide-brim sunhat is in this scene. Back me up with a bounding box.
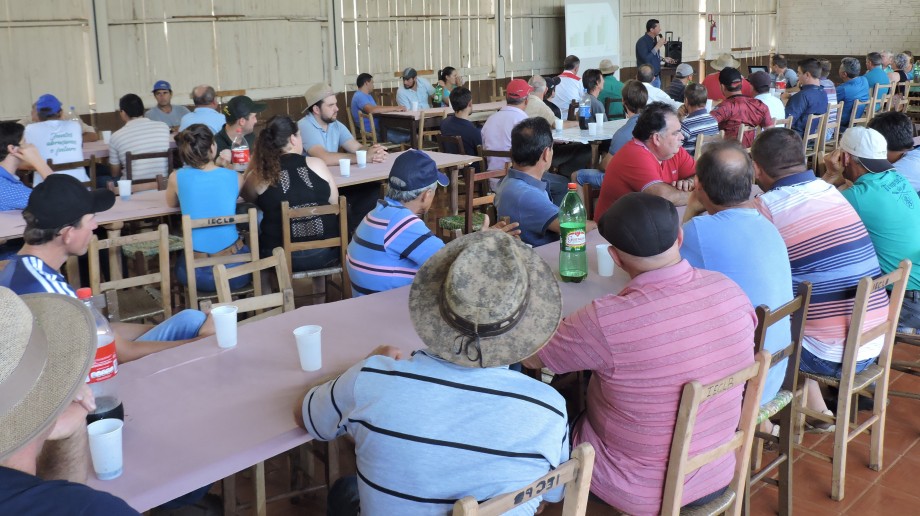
[0,289,96,460]
[711,53,741,71]
[409,231,562,368]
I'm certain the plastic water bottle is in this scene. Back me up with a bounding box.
[68,105,80,122]
[559,183,588,283]
[230,127,250,172]
[76,288,124,423]
[578,89,592,131]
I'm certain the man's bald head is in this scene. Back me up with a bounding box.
[529,75,547,95]
[695,140,753,206]
[191,85,217,107]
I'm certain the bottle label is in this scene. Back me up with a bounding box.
[561,227,587,252]
[579,106,591,119]
[87,339,118,384]
[231,147,250,165]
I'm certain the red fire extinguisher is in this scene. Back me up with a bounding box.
[709,15,718,42]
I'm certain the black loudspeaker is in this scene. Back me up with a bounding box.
[665,41,682,65]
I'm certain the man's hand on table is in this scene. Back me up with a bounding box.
[673,177,695,192]
[370,144,388,163]
[481,214,522,238]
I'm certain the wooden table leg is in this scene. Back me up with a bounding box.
[252,462,267,516]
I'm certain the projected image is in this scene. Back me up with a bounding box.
[565,1,619,58]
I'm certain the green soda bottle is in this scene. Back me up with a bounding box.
[433,85,444,106]
[559,183,588,283]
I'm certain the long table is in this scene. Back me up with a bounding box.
[87,230,626,511]
[330,150,481,188]
[376,101,507,148]
[553,118,630,145]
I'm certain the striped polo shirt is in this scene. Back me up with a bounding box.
[755,171,889,362]
[108,117,170,180]
[303,351,570,515]
[538,260,756,515]
[346,199,444,296]
[680,109,720,156]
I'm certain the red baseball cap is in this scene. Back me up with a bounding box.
[506,79,534,100]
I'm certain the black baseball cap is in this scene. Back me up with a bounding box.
[388,150,449,192]
[25,174,115,230]
[598,192,679,257]
[224,95,267,122]
[718,67,744,86]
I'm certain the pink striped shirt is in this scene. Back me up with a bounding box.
[538,260,756,515]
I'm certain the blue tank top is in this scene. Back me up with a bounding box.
[176,166,240,253]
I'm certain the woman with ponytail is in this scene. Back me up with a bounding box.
[436,67,461,107]
[242,115,340,271]
[166,123,251,291]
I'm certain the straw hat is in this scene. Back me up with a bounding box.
[409,231,562,368]
[710,53,741,71]
[599,59,620,75]
[0,288,96,460]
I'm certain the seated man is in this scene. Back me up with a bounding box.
[351,73,410,144]
[784,58,828,137]
[23,94,89,184]
[750,71,786,120]
[710,67,774,147]
[524,75,559,124]
[395,68,435,110]
[702,53,754,101]
[305,231,568,515]
[0,122,54,210]
[481,79,532,171]
[637,65,682,110]
[0,174,215,363]
[818,60,839,140]
[681,139,793,410]
[836,57,870,129]
[582,68,608,122]
[299,83,387,167]
[179,85,226,133]
[679,83,720,156]
[573,80,648,188]
[752,128,889,423]
[595,102,696,219]
[145,80,190,130]
[771,55,798,88]
[551,54,583,113]
[524,192,756,514]
[597,59,625,118]
[438,87,483,158]
[19,97,99,142]
[108,93,170,181]
[214,95,266,166]
[496,117,597,247]
[0,289,138,514]
[823,126,920,333]
[666,63,693,102]
[867,111,920,191]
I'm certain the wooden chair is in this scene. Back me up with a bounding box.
[215,89,246,109]
[819,102,844,154]
[604,97,625,120]
[657,350,770,516]
[47,156,97,188]
[489,86,506,103]
[737,124,762,146]
[881,82,900,112]
[794,260,912,501]
[849,98,872,128]
[124,150,173,182]
[87,224,172,323]
[582,183,601,221]
[281,196,350,302]
[694,130,724,161]
[477,144,512,168]
[744,282,812,516]
[802,113,825,170]
[417,109,447,151]
[868,83,890,119]
[567,100,578,121]
[452,442,595,516]
[106,174,167,194]
[206,248,294,324]
[773,116,793,129]
[180,208,260,311]
[437,134,465,155]
[356,111,404,152]
[891,306,920,400]
[462,165,508,234]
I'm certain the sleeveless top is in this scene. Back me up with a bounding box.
[256,153,338,255]
[176,166,240,253]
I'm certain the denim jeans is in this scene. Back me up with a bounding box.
[574,168,604,188]
[175,244,253,293]
[136,309,207,341]
[290,247,339,272]
[799,347,874,378]
[385,127,411,144]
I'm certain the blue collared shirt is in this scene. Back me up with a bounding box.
[785,84,827,136]
[298,114,354,155]
[836,76,869,127]
[179,107,226,134]
[635,34,661,75]
[0,166,32,211]
[494,168,560,247]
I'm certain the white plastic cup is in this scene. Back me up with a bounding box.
[101,130,112,144]
[339,158,351,177]
[705,99,714,112]
[588,122,598,135]
[596,244,615,277]
[294,325,322,372]
[211,305,238,348]
[411,101,420,111]
[117,179,131,200]
[555,118,564,132]
[356,150,367,168]
[87,419,124,480]
[595,113,604,125]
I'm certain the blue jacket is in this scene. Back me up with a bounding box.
[836,76,869,127]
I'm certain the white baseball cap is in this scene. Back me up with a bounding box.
[839,127,893,173]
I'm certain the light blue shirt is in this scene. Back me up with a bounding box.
[144,105,190,128]
[298,114,354,155]
[396,77,435,110]
[0,166,32,211]
[681,208,794,404]
[304,351,569,515]
[895,147,920,192]
[179,107,226,134]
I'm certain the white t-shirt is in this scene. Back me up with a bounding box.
[24,120,88,185]
[109,118,170,180]
[552,74,584,113]
[641,82,683,110]
[755,93,787,121]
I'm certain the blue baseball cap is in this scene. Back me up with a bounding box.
[388,150,449,192]
[35,94,62,115]
[152,80,172,92]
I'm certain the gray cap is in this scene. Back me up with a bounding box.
[402,67,418,80]
[675,63,694,78]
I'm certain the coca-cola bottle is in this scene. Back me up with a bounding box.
[76,288,124,423]
[230,127,250,172]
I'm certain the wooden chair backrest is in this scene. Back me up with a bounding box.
[280,196,350,293]
[437,134,465,155]
[753,282,812,394]
[124,150,173,182]
[582,183,601,221]
[48,156,97,188]
[694,131,724,161]
[357,111,378,146]
[802,113,825,169]
[452,443,595,516]
[737,124,762,145]
[477,144,512,162]
[418,109,448,148]
[209,247,295,324]
[869,83,891,118]
[773,116,793,128]
[849,98,872,128]
[818,102,845,154]
[181,208,261,310]
[660,350,770,516]
[344,91,357,137]
[88,224,172,321]
[463,164,509,235]
[567,100,578,121]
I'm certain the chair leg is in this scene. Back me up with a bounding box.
[870,375,891,471]
[252,462,266,516]
[831,392,853,501]
[778,404,794,516]
[222,474,236,515]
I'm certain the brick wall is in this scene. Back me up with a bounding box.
[777,0,920,55]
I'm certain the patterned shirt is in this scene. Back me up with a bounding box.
[755,171,889,362]
[538,260,756,515]
[0,254,76,297]
[680,109,720,155]
[108,118,171,180]
[0,166,32,211]
[710,95,774,147]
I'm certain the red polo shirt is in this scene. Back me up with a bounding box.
[702,72,755,100]
[595,139,696,221]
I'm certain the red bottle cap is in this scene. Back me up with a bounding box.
[568,182,578,190]
[76,287,93,300]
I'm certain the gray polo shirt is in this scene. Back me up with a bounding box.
[298,114,355,155]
